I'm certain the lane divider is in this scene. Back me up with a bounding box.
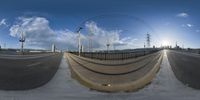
[68,53,161,75]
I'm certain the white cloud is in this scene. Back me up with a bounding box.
[176,12,189,18]
[9,17,78,50]
[0,19,8,26]
[9,17,139,50]
[85,21,122,50]
[181,24,193,28]
[85,21,139,50]
[186,24,193,27]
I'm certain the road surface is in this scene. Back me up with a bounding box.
[167,50,200,89]
[0,51,199,100]
[0,53,62,90]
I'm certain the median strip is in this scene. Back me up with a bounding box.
[65,51,163,92]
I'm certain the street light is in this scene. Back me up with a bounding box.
[19,31,25,54]
[77,27,83,56]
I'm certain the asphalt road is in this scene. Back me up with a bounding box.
[0,53,63,90]
[167,50,200,89]
[0,51,200,100]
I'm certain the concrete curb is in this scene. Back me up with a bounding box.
[68,53,161,75]
[65,51,163,92]
[72,52,160,66]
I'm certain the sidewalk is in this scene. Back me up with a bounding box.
[0,51,199,100]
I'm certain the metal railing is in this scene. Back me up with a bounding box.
[69,49,160,60]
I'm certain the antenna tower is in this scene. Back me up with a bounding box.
[146,33,151,48]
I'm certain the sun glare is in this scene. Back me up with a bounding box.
[162,40,170,46]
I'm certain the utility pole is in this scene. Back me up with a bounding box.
[106,43,110,52]
[88,31,94,52]
[52,44,56,53]
[146,33,151,48]
[19,31,25,54]
[88,36,92,52]
[106,39,110,53]
[144,42,146,55]
[77,27,83,56]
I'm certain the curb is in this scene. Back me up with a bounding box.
[65,51,163,92]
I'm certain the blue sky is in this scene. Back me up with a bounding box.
[0,0,200,50]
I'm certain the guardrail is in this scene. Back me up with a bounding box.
[69,49,160,60]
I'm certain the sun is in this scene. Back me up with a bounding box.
[162,40,170,46]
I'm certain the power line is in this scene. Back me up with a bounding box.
[77,27,83,56]
[106,37,110,52]
[88,29,94,52]
[146,33,151,48]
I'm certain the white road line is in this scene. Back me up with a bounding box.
[169,50,200,58]
[26,62,42,67]
[0,54,55,59]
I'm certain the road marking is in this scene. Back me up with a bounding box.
[0,54,55,59]
[27,62,42,67]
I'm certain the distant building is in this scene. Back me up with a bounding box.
[175,45,180,50]
[52,44,56,52]
[174,42,181,50]
[0,45,1,50]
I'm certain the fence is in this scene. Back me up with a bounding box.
[69,49,160,60]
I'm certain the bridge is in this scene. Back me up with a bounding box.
[66,50,163,92]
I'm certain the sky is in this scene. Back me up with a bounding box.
[0,0,200,51]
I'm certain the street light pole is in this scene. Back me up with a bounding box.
[77,27,83,56]
[19,31,25,54]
